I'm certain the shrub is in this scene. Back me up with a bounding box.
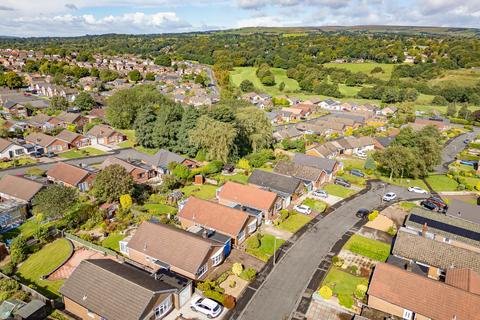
[216,271,231,284]
[25,167,46,177]
[1,262,15,276]
[204,290,225,304]
[354,284,368,300]
[348,265,358,275]
[332,256,344,267]
[232,263,243,276]
[229,280,236,288]
[280,209,290,221]
[247,236,260,250]
[338,294,354,309]
[223,294,236,309]
[387,225,397,236]
[368,210,379,221]
[239,267,256,281]
[457,184,466,191]
[197,280,217,292]
[318,285,333,300]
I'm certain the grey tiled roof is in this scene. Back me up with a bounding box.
[248,170,301,197]
[148,149,185,169]
[293,153,337,173]
[274,160,323,183]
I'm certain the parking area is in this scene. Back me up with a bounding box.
[164,293,228,320]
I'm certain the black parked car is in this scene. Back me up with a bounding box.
[44,152,56,158]
[350,169,365,177]
[32,152,43,158]
[420,200,438,211]
[427,197,448,212]
[356,208,370,219]
[334,178,351,188]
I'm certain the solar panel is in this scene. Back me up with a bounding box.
[409,214,480,242]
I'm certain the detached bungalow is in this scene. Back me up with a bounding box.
[274,160,326,191]
[178,197,255,246]
[56,130,90,149]
[60,259,193,320]
[86,124,125,146]
[47,162,98,192]
[0,175,44,205]
[25,132,69,153]
[147,149,197,175]
[0,138,26,159]
[121,221,225,280]
[56,111,88,129]
[248,170,303,208]
[217,181,281,223]
[293,153,340,183]
[101,156,156,183]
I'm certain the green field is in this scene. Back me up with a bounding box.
[322,268,369,296]
[302,198,327,213]
[230,67,300,96]
[101,233,125,252]
[428,69,480,88]
[324,62,395,81]
[343,235,391,262]
[16,239,72,298]
[323,184,357,198]
[425,174,459,192]
[143,203,177,215]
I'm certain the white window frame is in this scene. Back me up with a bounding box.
[403,309,413,320]
[211,248,224,267]
[248,221,257,234]
[119,241,129,255]
[197,263,208,278]
[238,230,246,243]
[154,296,173,319]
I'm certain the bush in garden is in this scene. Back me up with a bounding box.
[387,225,397,236]
[354,284,368,300]
[223,294,236,309]
[338,294,354,309]
[1,262,15,276]
[280,209,290,221]
[368,210,379,221]
[239,267,256,281]
[204,290,225,304]
[332,256,344,267]
[232,263,243,276]
[197,280,216,292]
[457,184,466,191]
[348,265,358,275]
[247,236,260,250]
[318,285,333,300]
[216,271,231,284]
[229,280,236,288]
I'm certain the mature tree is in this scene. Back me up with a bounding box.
[92,164,134,202]
[189,115,237,162]
[154,55,172,67]
[152,103,184,149]
[75,91,96,111]
[446,103,457,117]
[175,106,200,156]
[0,71,24,89]
[9,236,28,265]
[134,105,158,148]
[145,72,155,81]
[432,95,448,106]
[235,107,273,154]
[128,70,142,82]
[374,146,422,179]
[49,96,69,111]
[240,80,255,92]
[33,185,78,219]
[458,105,471,120]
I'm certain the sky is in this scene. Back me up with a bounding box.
[0,0,479,37]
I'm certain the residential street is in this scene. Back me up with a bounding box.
[0,148,150,178]
[435,128,479,173]
[238,182,428,320]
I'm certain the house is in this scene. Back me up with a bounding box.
[413,118,451,131]
[273,127,304,142]
[274,161,326,191]
[0,138,27,159]
[280,107,303,119]
[336,136,377,155]
[86,124,125,145]
[248,170,303,207]
[217,181,281,223]
[56,130,90,149]
[2,100,28,118]
[147,149,197,174]
[25,132,69,153]
[56,112,88,129]
[367,263,480,320]
[293,153,340,182]
[60,259,192,320]
[379,106,397,116]
[27,114,55,132]
[0,199,27,230]
[290,104,313,117]
[319,99,341,110]
[306,141,343,159]
[86,108,106,122]
[121,221,225,280]
[178,197,255,246]
[101,156,156,183]
[392,228,480,277]
[47,162,98,192]
[0,175,44,204]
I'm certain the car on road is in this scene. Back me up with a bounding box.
[44,152,56,158]
[427,196,448,212]
[408,186,428,194]
[350,169,365,177]
[32,152,43,158]
[334,178,351,188]
[191,297,223,318]
[383,192,397,202]
[459,160,476,166]
[312,190,328,198]
[464,139,471,144]
[356,208,370,219]
[420,200,438,211]
[293,205,312,215]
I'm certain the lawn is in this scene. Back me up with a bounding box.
[143,203,177,215]
[324,62,395,81]
[277,213,312,233]
[59,147,106,159]
[302,198,327,213]
[425,174,459,192]
[428,68,480,88]
[341,158,366,171]
[246,233,285,262]
[213,173,249,185]
[0,219,52,242]
[101,233,125,252]
[322,267,369,296]
[398,201,418,211]
[118,129,158,155]
[343,234,391,262]
[341,173,366,186]
[323,184,357,198]
[0,157,37,169]
[230,67,300,96]
[181,184,218,200]
[377,176,429,190]
[16,238,72,298]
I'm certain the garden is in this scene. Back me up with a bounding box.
[323,184,357,199]
[59,147,106,159]
[0,157,37,169]
[274,210,312,233]
[343,234,391,262]
[245,233,285,262]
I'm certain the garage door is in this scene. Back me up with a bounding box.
[179,283,192,307]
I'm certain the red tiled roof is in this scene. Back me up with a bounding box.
[217,181,277,212]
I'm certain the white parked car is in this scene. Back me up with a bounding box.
[383,192,397,202]
[191,297,223,318]
[408,186,428,194]
[312,190,328,198]
[354,151,367,159]
[293,205,312,215]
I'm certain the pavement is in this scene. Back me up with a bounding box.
[238,182,428,320]
[435,129,479,173]
[0,148,151,178]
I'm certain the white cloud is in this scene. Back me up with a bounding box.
[237,15,301,28]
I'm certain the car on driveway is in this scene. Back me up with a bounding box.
[356,208,370,219]
[420,200,438,211]
[408,186,428,194]
[293,205,312,215]
[383,192,397,202]
[312,190,328,198]
[350,169,365,177]
[354,151,367,159]
[334,178,351,188]
[427,196,448,212]
[44,152,56,158]
[191,297,223,318]
[32,152,43,158]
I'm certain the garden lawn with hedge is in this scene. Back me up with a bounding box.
[302,198,327,213]
[181,184,218,200]
[101,233,125,252]
[59,147,106,159]
[0,219,53,242]
[321,268,369,308]
[143,203,177,215]
[16,238,71,298]
[213,173,249,185]
[277,214,312,233]
[323,184,357,198]
[246,234,285,262]
[343,235,391,262]
[425,174,459,192]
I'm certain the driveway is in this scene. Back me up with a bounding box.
[435,129,479,173]
[238,182,427,320]
[164,293,228,320]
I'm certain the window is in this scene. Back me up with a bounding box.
[119,241,129,255]
[238,230,246,243]
[87,310,95,318]
[197,263,208,277]
[211,250,223,267]
[403,309,413,320]
[154,297,172,319]
[248,222,257,234]
[14,149,24,156]
[443,237,451,244]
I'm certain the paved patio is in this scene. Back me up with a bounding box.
[306,300,353,320]
[260,224,292,241]
[219,275,248,298]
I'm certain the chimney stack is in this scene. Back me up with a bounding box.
[422,223,428,238]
